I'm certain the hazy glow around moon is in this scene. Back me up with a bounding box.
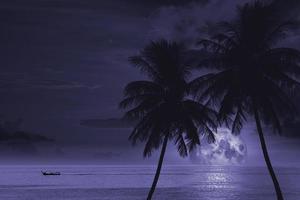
[190,128,247,164]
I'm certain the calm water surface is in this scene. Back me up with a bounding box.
[0,165,299,200]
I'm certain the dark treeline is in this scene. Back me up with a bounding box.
[0,119,53,142]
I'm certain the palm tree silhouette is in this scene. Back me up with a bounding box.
[120,40,217,200]
[191,2,300,200]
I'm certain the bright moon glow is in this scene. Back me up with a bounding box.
[190,128,247,164]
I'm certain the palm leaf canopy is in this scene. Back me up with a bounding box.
[120,40,217,157]
[192,1,300,135]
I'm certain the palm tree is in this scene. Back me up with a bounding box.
[191,2,300,200]
[119,40,217,200]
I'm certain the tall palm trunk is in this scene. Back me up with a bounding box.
[146,135,169,200]
[253,107,284,200]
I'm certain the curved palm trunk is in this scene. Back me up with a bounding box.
[253,108,284,200]
[146,135,169,200]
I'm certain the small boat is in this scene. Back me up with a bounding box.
[41,171,61,176]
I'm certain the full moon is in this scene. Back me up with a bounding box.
[190,128,247,164]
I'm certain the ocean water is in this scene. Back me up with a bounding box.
[0,165,299,200]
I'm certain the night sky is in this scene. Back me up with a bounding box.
[0,0,300,164]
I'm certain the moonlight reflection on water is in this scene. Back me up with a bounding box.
[207,172,229,184]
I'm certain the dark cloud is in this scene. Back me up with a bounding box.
[0,0,300,163]
[80,118,134,128]
[0,0,149,130]
[271,0,300,18]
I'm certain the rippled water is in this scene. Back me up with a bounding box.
[0,165,299,200]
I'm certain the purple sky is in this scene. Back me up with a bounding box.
[0,0,300,165]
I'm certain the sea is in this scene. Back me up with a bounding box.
[0,165,299,200]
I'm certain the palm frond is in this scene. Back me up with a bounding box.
[232,104,247,135]
[174,134,188,157]
[119,94,162,109]
[129,56,161,81]
[123,81,163,97]
[197,39,227,52]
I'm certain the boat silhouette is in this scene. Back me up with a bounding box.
[41,171,61,176]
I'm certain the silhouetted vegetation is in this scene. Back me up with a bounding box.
[0,119,53,142]
[191,1,300,200]
[117,1,300,200]
[119,40,217,200]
